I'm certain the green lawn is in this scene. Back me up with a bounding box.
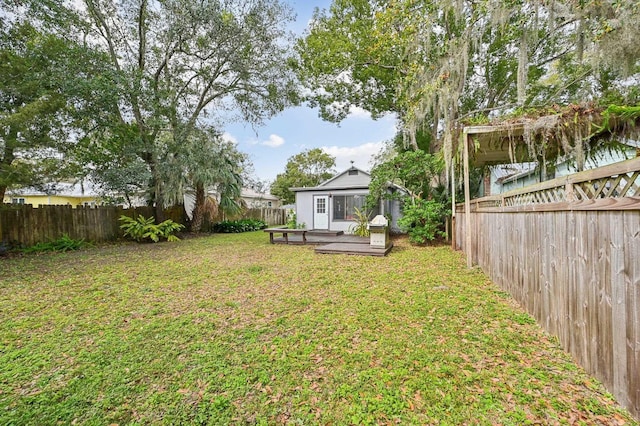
[0,232,635,425]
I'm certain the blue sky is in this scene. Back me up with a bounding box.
[223,0,398,185]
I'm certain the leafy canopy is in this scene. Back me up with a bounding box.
[4,0,299,221]
[367,149,444,207]
[297,0,640,165]
[0,20,108,200]
[295,0,403,123]
[270,148,336,204]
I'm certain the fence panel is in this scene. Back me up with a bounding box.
[0,204,286,246]
[214,207,286,226]
[455,158,640,419]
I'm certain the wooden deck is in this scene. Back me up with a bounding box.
[315,242,394,256]
[268,231,393,256]
[270,234,368,245]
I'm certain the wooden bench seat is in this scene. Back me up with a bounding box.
[263,228,307,244]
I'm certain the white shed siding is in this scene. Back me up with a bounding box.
[295,188,374,233]
[295,191,314,228]
[322,170,370,188]
[382,198,403,233]
[293,166,408,234]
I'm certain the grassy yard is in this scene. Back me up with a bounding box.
[0,232,636,425]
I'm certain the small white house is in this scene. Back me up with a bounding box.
[183,187,281,219]
[240,188,281,208]
[291,166,405,233]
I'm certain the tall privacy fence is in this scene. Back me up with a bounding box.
[0,204,286,247]
[455,156,640,419]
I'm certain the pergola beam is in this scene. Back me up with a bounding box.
[463,129,472,268]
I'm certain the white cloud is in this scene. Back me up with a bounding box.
[321,141,385,172]
[347,106,372,119]
[326,101,373,120]
[261,134,285,148]
[221,132,238,145]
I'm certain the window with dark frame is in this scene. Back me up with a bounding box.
[332,195,365,220]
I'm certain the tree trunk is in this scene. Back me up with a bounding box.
[517,30,528,106]
[576,16,585,63]
[143,152,165,222]
[190,182,206,233]
[431,98,440,153]
[154,187,165,222]
[0,126,18,204]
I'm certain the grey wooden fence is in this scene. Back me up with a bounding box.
[220,207,287,227]
[455,156,640,419]
[0,204,286,247]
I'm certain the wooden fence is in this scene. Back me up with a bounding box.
[455,156,640,419]
[222,207,287,227]
[0,204,286,247]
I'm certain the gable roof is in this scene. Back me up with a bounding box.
[240,187,279,201]
[290,166,371,192]
[319,166,370,186]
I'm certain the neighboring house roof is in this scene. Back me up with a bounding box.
[621,138,640,149]
[493,163,537,184]
[7,181,100,198]
[187,187,279,201]
[499,166,538,185]
[241,188,279,201]
[496,142,639,186]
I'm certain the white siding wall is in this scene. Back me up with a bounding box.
[492,147,637,194]
[500,172,540,192]
[295,192,314,228]
[556,147,636,177]
[295,188,373,233]
[388,199,403,233]
[293,168,408,233]
[322,171,370,188]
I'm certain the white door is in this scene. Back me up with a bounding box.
[313,195,329,230]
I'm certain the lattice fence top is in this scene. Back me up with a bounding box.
[459,157,640,212]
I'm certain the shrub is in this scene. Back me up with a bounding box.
[0,240,21,257]
[212,219,267,233]
[119,215,184,242]
[398,199,448,244]
[286,213,296,229]
[22,234,88,253]
[285,213,305,229]
[348,207,370,237]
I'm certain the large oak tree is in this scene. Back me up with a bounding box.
[76,0,299,218]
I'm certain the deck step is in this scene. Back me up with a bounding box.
[307,230,344,236]
[315,242,393,257]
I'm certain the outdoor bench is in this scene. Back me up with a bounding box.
[263,228,307,244]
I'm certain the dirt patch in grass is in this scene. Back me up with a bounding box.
[0,232,636,425]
